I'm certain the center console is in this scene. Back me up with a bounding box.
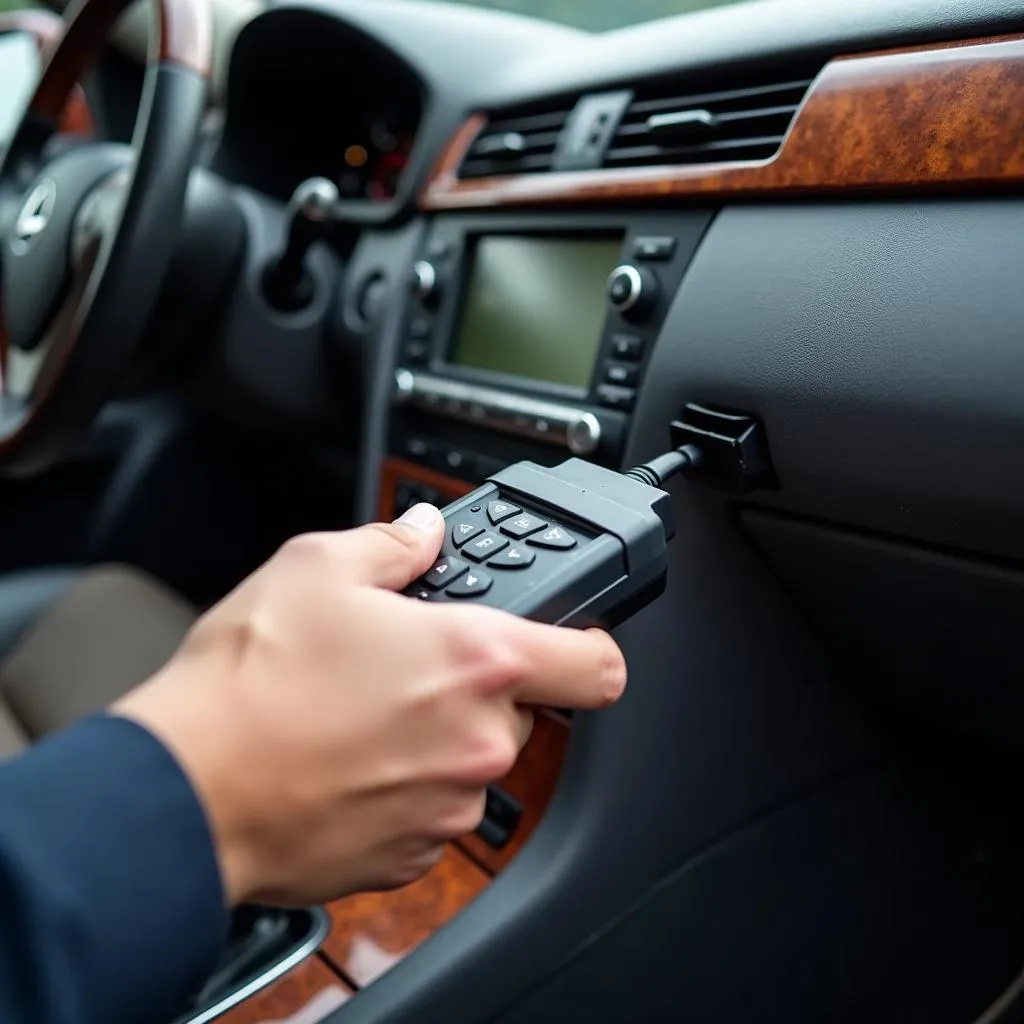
[384,212,714,518]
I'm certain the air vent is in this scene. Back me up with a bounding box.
[458,101,574,179]
[604,70,816,169]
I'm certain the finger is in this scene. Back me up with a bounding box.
[515,706,534,752]
[502,622,627,710]
[333,504,445,590]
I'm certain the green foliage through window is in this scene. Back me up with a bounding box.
[438,0,745,33]
[0,0,744,28]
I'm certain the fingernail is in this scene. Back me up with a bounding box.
[396,502,439,531]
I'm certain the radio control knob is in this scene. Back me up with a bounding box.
[393,368,416,401]
[607,264,658,322]
[567,412,602,456]
[411,260,440,306]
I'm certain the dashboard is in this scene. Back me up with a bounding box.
[209,9,424,203]
[30,0,1024,1021]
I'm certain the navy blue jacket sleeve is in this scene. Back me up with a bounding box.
[0,714,229,1024]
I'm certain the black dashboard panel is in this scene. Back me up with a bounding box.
[212,0,583,222]
[181,2,1024,1021]
[489,0,1024,107]
[655,199,1024,563]
[211,9,425,203]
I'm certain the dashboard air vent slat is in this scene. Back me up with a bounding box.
[458,102,574,179]
[604,71,815,170]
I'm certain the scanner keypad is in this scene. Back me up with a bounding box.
[408,492,589,606]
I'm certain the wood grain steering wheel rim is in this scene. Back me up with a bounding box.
[0,0,211,475]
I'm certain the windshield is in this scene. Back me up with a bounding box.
[441,0,745,33]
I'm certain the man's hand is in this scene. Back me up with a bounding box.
[112,504,626,908]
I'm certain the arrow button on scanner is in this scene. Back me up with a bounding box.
[423,556,470,590]
[446,569,494,598]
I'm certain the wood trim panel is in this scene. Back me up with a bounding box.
[321,845,490,988]
[421,34,1024,209]
[377,455,474,520]
[0,10,94,135]
[458,710,570,873]
[216,956,353,1024]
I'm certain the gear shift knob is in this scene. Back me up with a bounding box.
[263,177,338,311]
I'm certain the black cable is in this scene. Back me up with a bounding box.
[624,444,704,488]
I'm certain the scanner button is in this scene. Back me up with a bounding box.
[501,514,547,539]
[451,521,484,547]
[447,569,493,598]
[463,531,509,563]
[423,556,469,590]
[487,500,522,524]
[489,546,535,570]
[527,526,577,550]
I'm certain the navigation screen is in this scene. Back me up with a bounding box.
[451,236,621,390]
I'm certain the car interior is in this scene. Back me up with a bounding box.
[2,0,1024,1020]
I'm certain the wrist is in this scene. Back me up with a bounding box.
[112,669,262,908]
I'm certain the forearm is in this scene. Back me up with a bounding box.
[0,714,228,1024]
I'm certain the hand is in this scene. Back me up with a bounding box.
[112,504,627,907]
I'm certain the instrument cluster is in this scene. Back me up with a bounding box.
[210,10,423,208]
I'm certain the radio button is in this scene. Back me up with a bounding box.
[393,368,415,401]
[597,384,636,411]
[411,260,440,307]
[632,236,676,261]
[605,364,638,387]
[608,269,634,307]
[442,449,467,473]
[607,264,659,322]
[610,334,644,361]
[402,436,431,462]
[403,341,429,365]
[566,412,601,456]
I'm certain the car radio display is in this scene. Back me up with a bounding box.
[451,236,621,390]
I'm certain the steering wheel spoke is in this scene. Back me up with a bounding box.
[0,0,211,473]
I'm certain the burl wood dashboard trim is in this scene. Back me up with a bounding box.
[321,845,491,989]
[459,709,570,874]
[377,455,475,519]
[421,34,1024,209]
[218,957,353,1024]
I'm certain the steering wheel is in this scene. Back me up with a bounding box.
[0,0,210,475]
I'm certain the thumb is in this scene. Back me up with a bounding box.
[340,503,445,590]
